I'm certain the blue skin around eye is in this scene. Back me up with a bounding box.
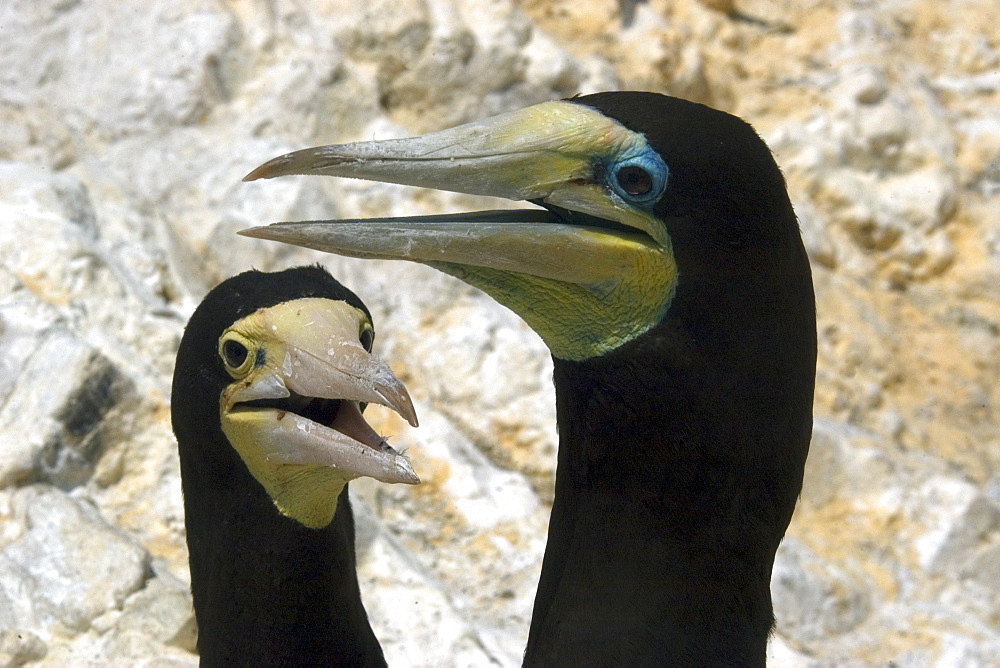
[605,145,669,207]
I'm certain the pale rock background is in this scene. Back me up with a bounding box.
[0,0,998,665]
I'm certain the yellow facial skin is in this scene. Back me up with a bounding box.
[242,100,679,361]
[219,428,352,529]
[217,298,418,529]
[427,229,676,361]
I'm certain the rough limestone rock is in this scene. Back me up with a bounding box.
[0,0,998,665]
[0,486,150,661]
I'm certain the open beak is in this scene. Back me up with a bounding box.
[220,298,419,486]
[241,100,667,274]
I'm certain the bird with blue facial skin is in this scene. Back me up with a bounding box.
[243,92,817,666]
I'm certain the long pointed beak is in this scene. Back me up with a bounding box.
[245,101,613,200]
[242,100,667,246]
[241,210,656,290]
[239,101,667,290]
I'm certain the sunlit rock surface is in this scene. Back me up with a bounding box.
[0,0,998,664]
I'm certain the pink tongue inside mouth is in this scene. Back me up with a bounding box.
[329,401,391,451]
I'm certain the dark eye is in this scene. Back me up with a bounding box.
[616,165,653,196]
[359,328,374,352]
[606,147,668,205]
[222,339,249,368]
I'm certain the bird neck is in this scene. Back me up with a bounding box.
[525,294,814,665]
[180,449,385,667]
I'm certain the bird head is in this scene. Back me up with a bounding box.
[171,266,418,529]
[240,93,802,362]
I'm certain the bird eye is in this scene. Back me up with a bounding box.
[223,339,248,367]
[359,325,374,352]
[606,147,668,206]
[616,165,652,195]
[218,333,255,376]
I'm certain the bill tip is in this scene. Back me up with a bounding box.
[400,466,420,485]
[237,226,270,239]
[244,155,294,182]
